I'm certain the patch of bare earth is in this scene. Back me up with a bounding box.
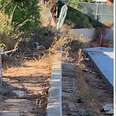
[71,52,113,116]
[0,57,51,116]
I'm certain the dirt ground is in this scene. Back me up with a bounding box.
[0,50,113,116]
[0,57,51,116]
[63,51,113,116]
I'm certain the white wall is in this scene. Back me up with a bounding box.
[71,28,95,42]
[71,28,113,42]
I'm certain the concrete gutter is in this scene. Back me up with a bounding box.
[84,47,114,87]
[47,51,62,116]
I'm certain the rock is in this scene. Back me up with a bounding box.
[0,85,11,95]
[76,98,82,103]
[101,103,113,115]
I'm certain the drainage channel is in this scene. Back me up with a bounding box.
[62,63,79,116]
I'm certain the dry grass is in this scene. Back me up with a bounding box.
[3,57,51,78]
[40,5,51,27]
[0,11,11,34]
[1,54,56,115]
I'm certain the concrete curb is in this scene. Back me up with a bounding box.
[47,52,62,116]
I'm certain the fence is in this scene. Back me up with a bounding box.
[78,2,113,26]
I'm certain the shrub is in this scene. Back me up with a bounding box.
[0,0,40,50]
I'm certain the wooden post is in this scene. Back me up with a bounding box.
[77,49,83,65]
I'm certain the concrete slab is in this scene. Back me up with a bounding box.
[0,112,20,116]
[84,47,114,87]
